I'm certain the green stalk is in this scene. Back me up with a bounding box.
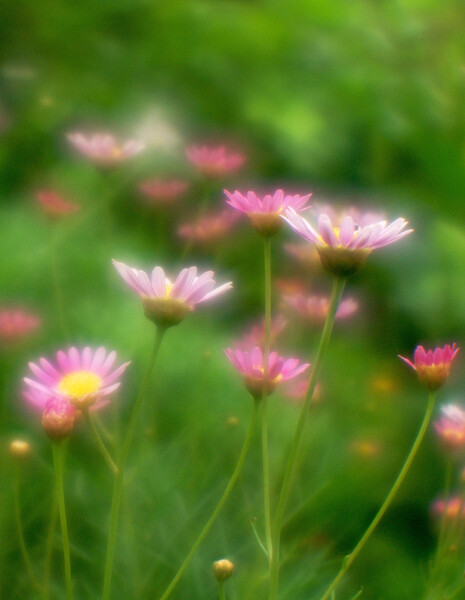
[319,390,437,600]
[84,409,118,474]
[217,581,226,600]
[43,493,58,600]
[269,276,346,600]
[262,236,272,560]
[102,326,166,600]
[13,465,44,594]
[52,442,73,600]
[158,400,259,600]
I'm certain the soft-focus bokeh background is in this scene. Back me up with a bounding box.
[2,1,465,599]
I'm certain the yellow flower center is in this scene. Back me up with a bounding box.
[112,147,123,159]
[165,280,173,297]
[57,371,101,399]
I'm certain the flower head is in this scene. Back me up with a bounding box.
[113,260,232,328]
[431,495,465,521]
[41,396,76,440]
[224,346,310,400]
[434,404,465,449]
[139,178,189,205]
[283,207,413,276]
[36,189,80,219]
[0,308,41,345]
[186,145,245,177]
[24,346,130,411]
[399,344,459,390]
[281,292,358,323]
[177,209,240,247]
[235,316,287,351]
[213,559,234,582]
[67,132,146,166]
[225,189,311,237]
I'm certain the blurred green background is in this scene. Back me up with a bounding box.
[2,1,465,599]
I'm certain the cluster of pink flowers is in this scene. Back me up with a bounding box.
[434,404,465,449]
[177,209,240,246]
[281,292,358,323]
[139,179,189,205]
[186,145,245,178]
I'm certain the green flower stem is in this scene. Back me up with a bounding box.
[319,390,437,600]
[13,465,44,595]
[43,493,58,600]
[102,326,166,600]
[52,442,73,600]
[269,275,347,600]
[217,581,226,600]
[158,400,259,600]
[50,225,70,342]
[84,409,118,475]
[262,236,273,560]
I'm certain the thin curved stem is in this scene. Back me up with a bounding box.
[262,236,273,560]
[52,442,73,600]
[319,390,437,600]
[158,400,259,600]
[13,465,44,594]
[269,276,346,600]
[102,326,166,600]
[84,409,118,475]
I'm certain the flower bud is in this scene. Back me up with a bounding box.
[142,296,191,328]
[9,439,32,459]
[213,559,234,582]
[42,396,76,440]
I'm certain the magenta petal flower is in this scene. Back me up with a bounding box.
[186,145,245,177]
[282,292,358,323]
[283,207,413,276]
[225,189,312,237]
[113,260,232,327]
[24,346,130,410]
[435,404,465,449]
[224,346,310,400]
[399,344,459,390]
[41,395,76,440]
[67,132,146,166]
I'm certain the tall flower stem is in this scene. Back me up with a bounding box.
[13,465,44,594]
[262,236,272,560]
[43,493,58,600]
[84,409,118,474]
[102,326,166,600]
[52,442,73,600]
[158,399,259,600]
[319,390,437,600]
[269,275,346,600]
[50,226,70,342]
[217,581,226,600]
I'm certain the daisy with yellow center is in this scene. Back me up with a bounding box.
[67,132,146,166]
[24,346,130,411]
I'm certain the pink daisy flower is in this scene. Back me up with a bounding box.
[113,260,232,327]
[225,189,311,237]
[0,308,41,344]
[24,346,130,411]
[36,189,80,218]
[435,403,465,449]
[139,178,189,205]
[186,145,245,177]
[281,292,358,323]
[283,207,413,276]
[67,132,146,166]
[399,344,459,390]
[224,346,310,400]
[177,209,240,247]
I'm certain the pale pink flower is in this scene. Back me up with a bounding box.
[312,203,386,228]
[434,404,465,449]
[0,308,41,344]
[41,396,76,440]
[186,145,245,177]
[224,346,310,399]
[177,209,240,246]
[282,378,321,404]
[399,344,459,390]
[36,189,80,218]
[225,189,311,237]
[234,316,287,351]
[139,179,189,205]
[113,260,232,327]
[67,132,146,166]
[24,346,130,410]
[283,207,413,276]
[431,495,465,520]
[281,292,358,323]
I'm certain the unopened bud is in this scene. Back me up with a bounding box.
[42,396,76,440]
[213,559,234,582]
[9,439,32,459]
